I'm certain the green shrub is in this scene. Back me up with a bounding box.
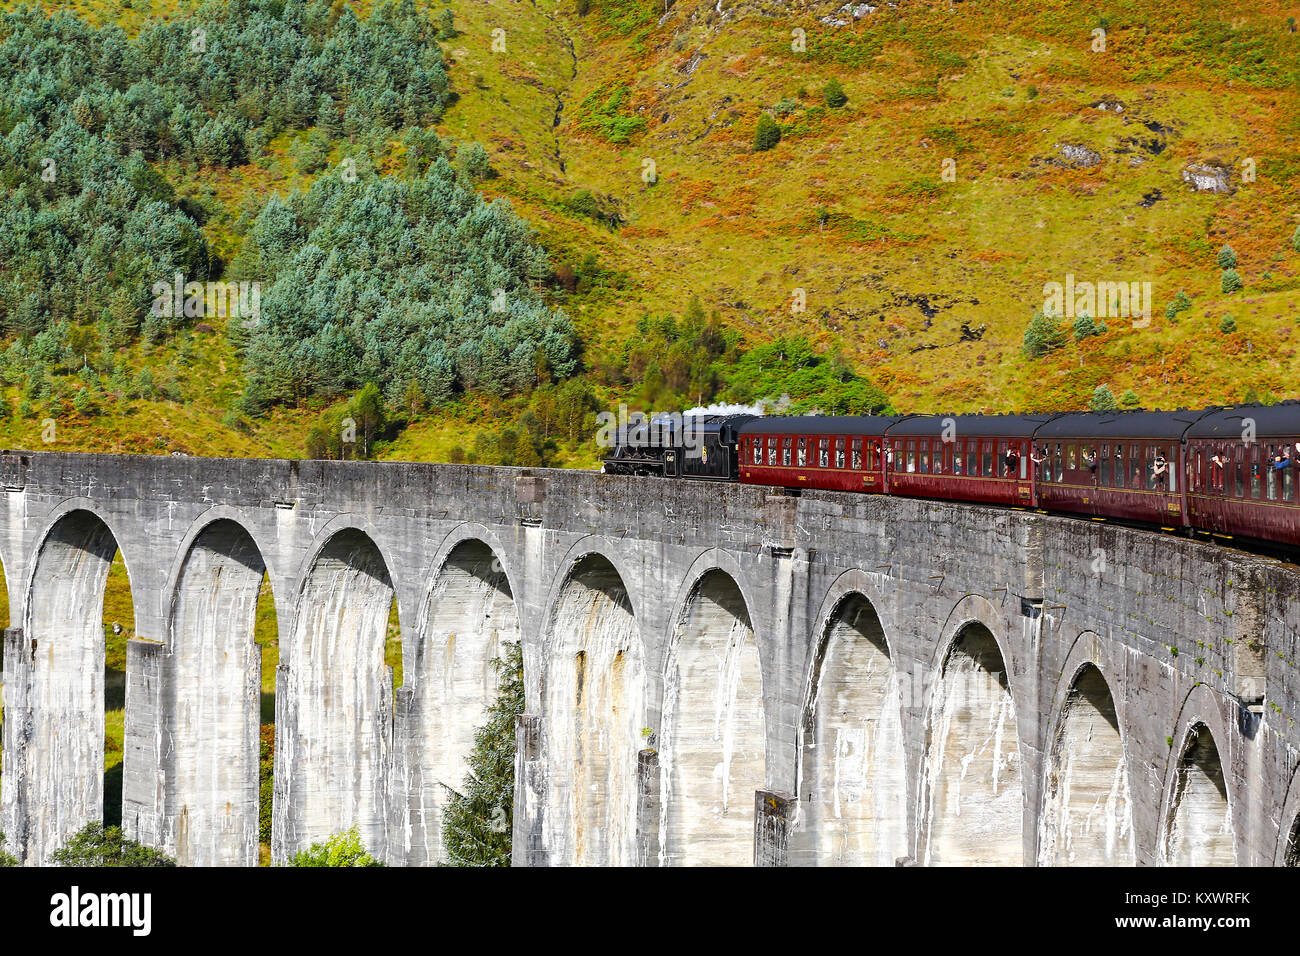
[286,826,384,867]
[436,8,456,39]
[259,725,274,849]
[1217,244,1238,269]
[49,823,176,867]
[1120,389,1140,407]
[1165,289,1192,320]
[1293,224,1300,253]
[1072,313,1105,341]
[754,113,781,151]
[1022,309,1067,358]
[1220,314,1237,333]
[823,78,848,108]
[1221,268,1243,294]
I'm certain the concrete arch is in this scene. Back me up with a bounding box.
[0,547,10,630]
[542,535,645,630]
[1277,762,1300,866]
[793,578,906,866]
[161,506,284,636]
[659,562,765,866]
[1163,685,1236,866]
[277,525,397,861]
[287,514,412,646]
[163,518,268,866]
[405,530,522,865]
[17,506,137,863]
[541,551,644,866]
[921,604,1024,866]
[1038,652,1135,866]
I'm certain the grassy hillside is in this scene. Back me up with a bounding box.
[439,0,1300,412]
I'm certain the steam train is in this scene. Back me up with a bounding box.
[601,405,1300,551]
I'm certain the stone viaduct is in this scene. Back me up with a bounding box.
[0,450,1298,867]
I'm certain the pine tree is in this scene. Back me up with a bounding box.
[754,112,781,151]
[1022,309,1066,358]
[1090,385,1119,411]
[823,78,848,108]
[441,641,524,866]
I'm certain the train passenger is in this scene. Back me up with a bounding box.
[1003,447,1020,477]
[1210,453,1227,492]
[1152,454,1169,490]
[1084,448,1099,472]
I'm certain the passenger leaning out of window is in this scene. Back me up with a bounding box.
[1152,454,1169,490]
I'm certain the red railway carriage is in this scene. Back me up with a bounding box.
[736,416,904,492]
[884,414,1057,507]
[1032,409,1208,527]
[1185,403,1300,548]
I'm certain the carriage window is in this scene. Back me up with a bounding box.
[1166,444,1177,493]
[965,443,977,477]
[818,439,829,468]
[835,439,845,469]
[953,440,964,475]
[782,438,792,467]
[752,439,762,464]
[1266,445,1278,500]
[1099,443,1111,486]
[982,442,994,477]
[767,438,777,466]
[797,437,808,467]
[1020,442,1028,480]
[906,440,916,473]
[1055,442,1065,482]
[1067,444,1077,471]
[1250,446,1261,498]
[1286,452,1295,501]
[919,441,930,474]
[850,439,861,469]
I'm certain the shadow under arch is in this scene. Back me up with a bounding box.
[1165,721,1235,866]
[793,589,907,866]
[164,518,268,867]
[1039,662,1134,866]
[921,618,1023,866]
[542,551,644,866]
[659,566,764,867]
[17,508,136,863]
[276,526,397,862]
[406,535,521,865]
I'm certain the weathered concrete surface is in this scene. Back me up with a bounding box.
[0,451,1298,867]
